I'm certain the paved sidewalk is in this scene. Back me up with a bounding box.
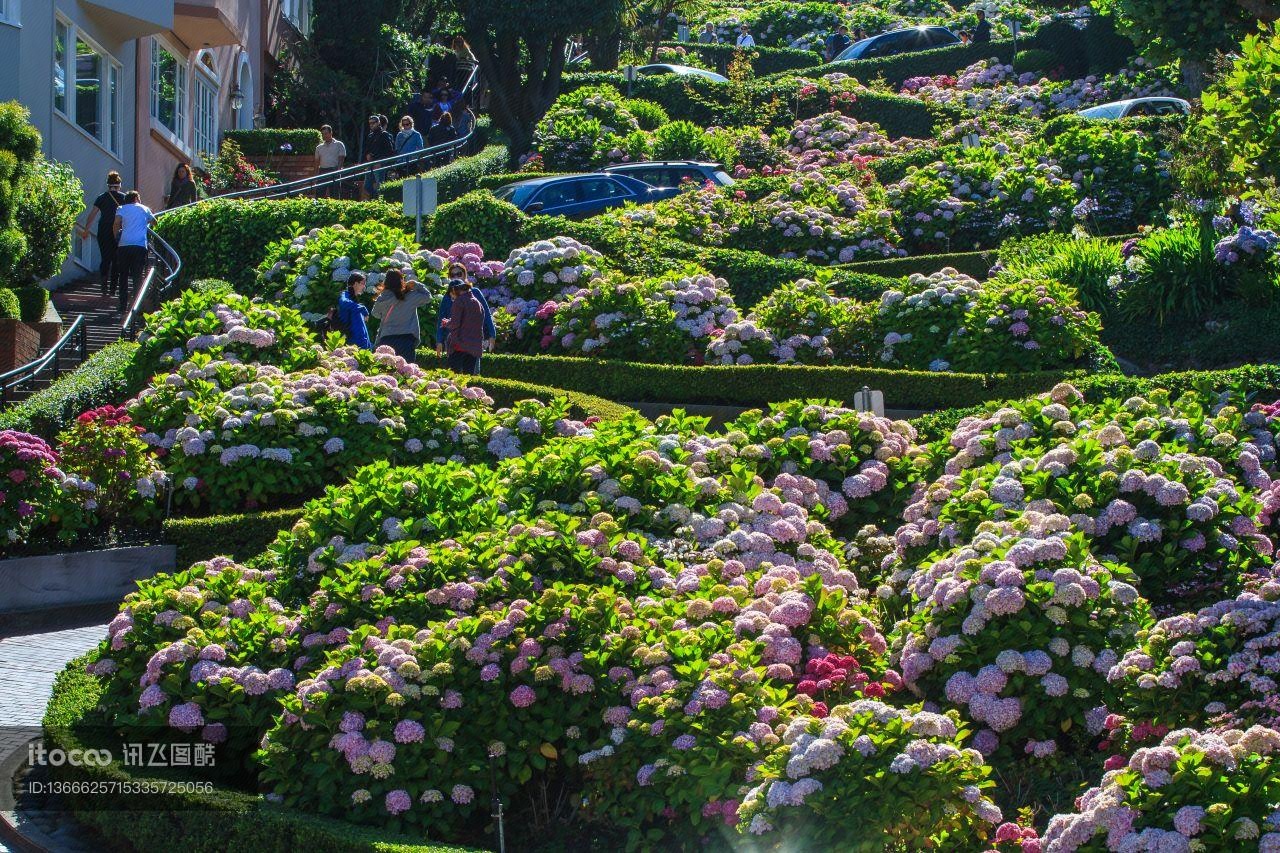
[0,624,107,727]
[0,621,108,852]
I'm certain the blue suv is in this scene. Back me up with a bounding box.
[492,173,679,218]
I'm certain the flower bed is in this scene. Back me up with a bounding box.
[42,367,1280,849]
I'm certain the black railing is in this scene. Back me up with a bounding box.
[0,315,88,404]
[121,227,183,342]
[173,66,483,207]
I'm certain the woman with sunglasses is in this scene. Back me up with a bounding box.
[78,171,126,296]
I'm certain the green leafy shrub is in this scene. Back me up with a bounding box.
[800,39,1017,87]
[222,128,324,157]
[12,157,81,286]
[1043,726,1280,848]
[424,191,524,259]
[738,702,1001,845]
[0,286,18,319]
[623,99,669,131]
[56,405,165,525]
[651,120,707,161]
[0,102,42,282]
[380,143,511,205]
[153,199,409,290]
[1192,23,1280,188]
[13,285,49,321]
[0,341,139,436]
[254,221,441,320]
[996,234,1124,312]
[477,353,1071,410]
[1115,225,1222,325]
[1013,48,1057,74]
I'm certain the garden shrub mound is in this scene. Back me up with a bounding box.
[479,234,1105,375]
[63,377,1280,850]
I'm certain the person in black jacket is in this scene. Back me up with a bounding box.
[361,114,395,199]
[973,10,992,43]
[426,112,459,163]
[79,171,126,296]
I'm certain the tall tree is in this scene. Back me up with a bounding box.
[1089,0,1270,91]
[268,0,430,154]
[449,0,629,156]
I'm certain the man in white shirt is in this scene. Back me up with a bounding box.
[113,191,156,312]
[315,124,347,198]
[735,25,755,48]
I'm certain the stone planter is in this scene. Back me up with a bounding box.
[0,319,38,372]
[0,544,176,614]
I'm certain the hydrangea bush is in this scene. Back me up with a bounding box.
[127,348,570,512]
[0,430,90,550]
[1043,725,1280,851]
[128,285,320,386]
[256,222,442,321]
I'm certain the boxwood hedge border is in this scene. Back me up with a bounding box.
[475,353,1078,411]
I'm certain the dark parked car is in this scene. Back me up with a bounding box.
[603,161,735,188]
[833,26,960,62]
[492,174,680,218]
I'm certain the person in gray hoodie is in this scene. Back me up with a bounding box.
[371,268,433,362]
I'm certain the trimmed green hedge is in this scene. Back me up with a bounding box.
[44,662,477,853]
[558,73,937,139]
[660,41,825,75]
[154,199,410,290]
[0,340,139,435]
[223,128,324,157]
[459,374,637,422]
[162,507,304,569]
[477,354,1078,411]
[796,39,1017,87]
[380,142,512,205]
[477,171,576,192]
[842,248,997,281]
[13,284,49,321]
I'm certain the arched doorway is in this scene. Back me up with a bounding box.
[236,54,254,129]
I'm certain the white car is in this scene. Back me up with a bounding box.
[1076,97,1190,120]
[635,64,729,83]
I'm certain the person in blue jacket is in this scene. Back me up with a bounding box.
[435,263,495,370]
[337,272,372,349]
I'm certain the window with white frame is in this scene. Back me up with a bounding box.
[0,0,20,27]
[53,16,121,154]
[282,0,311,36]
[192,55,218,163]
[151,38,187,142]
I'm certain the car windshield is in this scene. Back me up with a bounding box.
[494,184,537,206]
[1078,103,1127,119]
[714,170,735,185]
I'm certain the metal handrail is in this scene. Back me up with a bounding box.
[170,65,483,208]
[0,315,88,403]
[121,227,183,341]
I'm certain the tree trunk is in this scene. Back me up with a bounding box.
[466,25,569,159]
[1180,58,1210,96]
[585,30,622,71]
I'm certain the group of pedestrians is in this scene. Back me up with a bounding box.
[77,171,163,312]
[333,263,495,376]
[357,80,477,200]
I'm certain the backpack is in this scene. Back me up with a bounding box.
[324,304,350,336]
